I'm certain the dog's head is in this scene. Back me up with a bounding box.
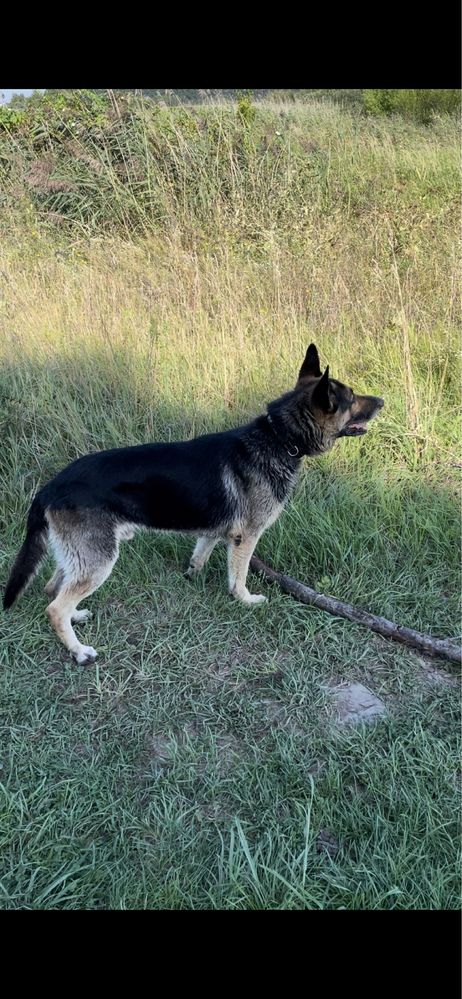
[293,343,384,452]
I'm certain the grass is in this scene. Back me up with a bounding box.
[0,99,460,909]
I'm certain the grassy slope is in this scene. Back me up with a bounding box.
[0,102,460,909]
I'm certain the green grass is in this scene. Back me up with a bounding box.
[0,101,460,909]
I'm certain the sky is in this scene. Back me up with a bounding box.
[0,89,44,104]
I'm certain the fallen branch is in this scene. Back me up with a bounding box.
[250,556,462,666]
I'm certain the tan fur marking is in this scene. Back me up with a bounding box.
[227,531,266,605]
[186,536,219,577]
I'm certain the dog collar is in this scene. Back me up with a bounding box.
[266,414,300,458]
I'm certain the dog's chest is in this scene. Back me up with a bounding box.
[247,464,299,530]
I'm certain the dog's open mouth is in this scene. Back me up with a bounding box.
[338,420,368,437]
[338,399,384,438]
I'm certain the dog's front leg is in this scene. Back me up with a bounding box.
[227,531,267,606]
[186,536,219,578]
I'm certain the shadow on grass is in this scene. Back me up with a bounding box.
[1,347,460,649]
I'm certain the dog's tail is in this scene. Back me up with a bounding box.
[3,496,48,610]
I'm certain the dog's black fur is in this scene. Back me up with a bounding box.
[30,417,296,533]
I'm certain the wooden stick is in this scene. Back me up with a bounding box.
[250,556,462,666]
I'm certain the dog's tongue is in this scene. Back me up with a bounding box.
[349,422,366,430]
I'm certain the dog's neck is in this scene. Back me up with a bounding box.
[265,405,324,458]
[265,413,300,458]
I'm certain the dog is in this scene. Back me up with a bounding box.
[3,344,383,664]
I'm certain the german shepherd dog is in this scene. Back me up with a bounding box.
[4,345,383,664]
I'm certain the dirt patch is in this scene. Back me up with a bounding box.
[214,734,244,768]
[72,741,93,758]
[149,734,177,765]
[194,801,231,824]
[242,670,285,691]
[207,644,295,688]
[315,829,340,858]
[258,698,305,736]
[144,722,245,775]
[415,658,459,688]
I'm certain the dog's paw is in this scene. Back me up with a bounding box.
[185,562,205,580]
[73,645,98,666]
[71,609,93,623]
[232,588,268,606]
[246,593,268,606]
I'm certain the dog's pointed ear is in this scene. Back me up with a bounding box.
[311,366,333,411]
[298,343,321,382]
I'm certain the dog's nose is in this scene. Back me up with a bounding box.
[376,398,384,408]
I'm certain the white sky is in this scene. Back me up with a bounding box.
[0,89,44,104]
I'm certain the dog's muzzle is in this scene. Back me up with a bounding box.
[338,398,384,437]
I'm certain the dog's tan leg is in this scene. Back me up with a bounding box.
[46,588,98,666]
[46,570,92,624]
[227,531,267,606]
[45,554,118,665]
[186,536,218,578]
[45,511,121,662]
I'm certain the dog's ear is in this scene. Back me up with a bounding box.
[298,343,321,382]
[311,366,336,412]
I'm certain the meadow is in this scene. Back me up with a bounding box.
[0,95,460,908]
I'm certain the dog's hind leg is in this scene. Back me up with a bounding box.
[45,511,119,664]
[227,531,267,606]
[46,554,117,664]
[46,588,97,665]
[186,536,219,578]
[45,570,91,619]
[44,567,64,599]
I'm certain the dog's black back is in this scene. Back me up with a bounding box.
[37,414,296,534]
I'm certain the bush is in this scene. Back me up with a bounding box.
[0,106,26,131]
[363,89,461,123]
[236,92,256,127]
